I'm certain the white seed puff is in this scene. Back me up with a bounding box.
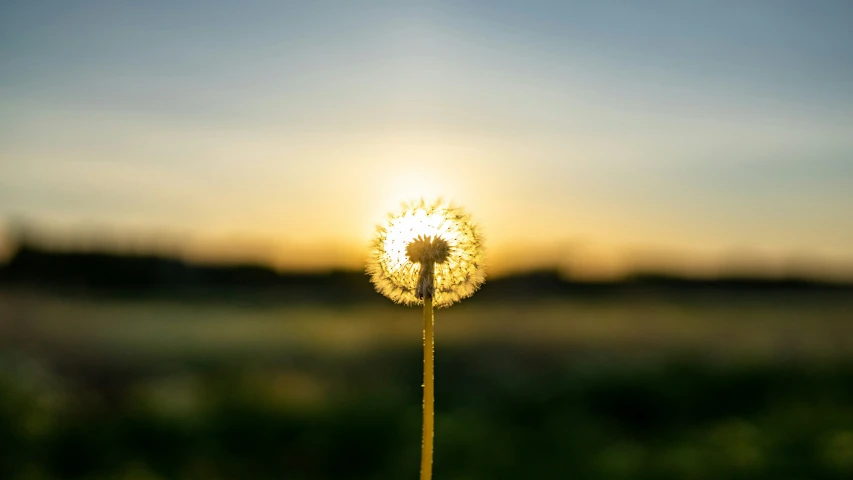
[367,199,485,307]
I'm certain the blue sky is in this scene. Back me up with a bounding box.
[1,0,852,276]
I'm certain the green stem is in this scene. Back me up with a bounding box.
[420,294,434,480]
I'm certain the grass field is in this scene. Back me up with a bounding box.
[1,288,853,479]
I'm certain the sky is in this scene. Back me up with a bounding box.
[1,0,852,278]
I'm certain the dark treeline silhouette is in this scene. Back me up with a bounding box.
[0,243,375,303]
[2,241,851,304]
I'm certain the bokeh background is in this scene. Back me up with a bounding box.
[2,1,853,479]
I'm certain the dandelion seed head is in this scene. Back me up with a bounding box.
[367,199,485,307]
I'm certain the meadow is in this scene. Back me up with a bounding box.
[2,287,853,479]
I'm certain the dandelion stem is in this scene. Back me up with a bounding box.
[420,292,435,480]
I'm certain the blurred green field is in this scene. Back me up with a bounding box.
[2,289,853,479]
[3,289,852,361]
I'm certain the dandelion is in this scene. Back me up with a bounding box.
[367,198,485,480]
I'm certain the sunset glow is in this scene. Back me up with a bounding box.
[1,1,852,279]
